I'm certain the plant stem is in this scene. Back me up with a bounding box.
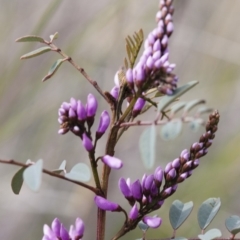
[0,159,99,194]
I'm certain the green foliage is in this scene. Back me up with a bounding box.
[11,167,25,195]
[23,159,43,192]
[65,163,91,182]
[42,59,65,82]
[20,46,52,59]
[225,215,240,235]
[197,198,221,230]
[139,125,156,169]
[160,119,182,141]
[198,228,222,240]
[157,81,199,112]
[16,35,45,43]
[169,200,193,230]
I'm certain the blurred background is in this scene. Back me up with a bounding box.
[0,0,240,239]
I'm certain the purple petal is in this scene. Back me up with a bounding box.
[70,98,78,111]
[77,100,86,121]
[129,203,139,220]
[43,224,56,238]
[126,68,133,85]
[51,218,61,236]
[144,174,154,192]
[69,107,76,119]
[94,196,120,211]
[154,166,163,185]
[82,133,93,151]
[131,180,143,201]
[60,224,70,240]
[143,216,162,228]
[97,111,110,134]
[110,86,119,100]
[86,94,98,117]
[102,155,123,169]
[119,178,132,198]
[74,218,84,238]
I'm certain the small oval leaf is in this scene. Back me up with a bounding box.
[174,237,188,240]
[138,220,149,232]
[139,125,156,169]
[65,163,91,182]
[170,102,186,115]
[42,59,65,81]
[157,81,199,112]
[16,35,45,43]
[23,159,43,192]
[52,160,67,174]
[225,215,240,235]
[197,106,214,115]
[182,99,205,115]
[160,119,182,141]
[198,228,222,240]
[20,47,51,59]
[198,198,221,230]
[50,32,58,42]
[189,118,204,132]
[169,200,193,230]
[11,167,25,195]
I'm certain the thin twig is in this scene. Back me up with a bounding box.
[44,40,110,104]
[0,159,100,195]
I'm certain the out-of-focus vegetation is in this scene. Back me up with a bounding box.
[1,0,240,239]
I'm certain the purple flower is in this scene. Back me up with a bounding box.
[77,100,86,121]
[131,180,143,202]
[110,86,119,100]
[86,94,98,117]
[101,155,123,169]
[97,111,110,135]
[143,216,162,229]
[129,203,139,220]
[154,166,163,187]
[94,196,120,212]
[119,177,133,199]
[69,218,85,239]
[82,133,94,151]
[132,98,145,117]
[126,68,134,89]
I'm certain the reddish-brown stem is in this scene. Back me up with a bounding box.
[0,159,99,194]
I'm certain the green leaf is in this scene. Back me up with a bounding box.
[138,220,149,232]
[23,159,43,192]
[170,102,186,115]
[225,215,240,235]
[198,198,221,230]
[11,167,25,195]
[160,119,182,141]
[16,35,45,43]
[197,106,214,115]
[65,163,91,182]
[42,59,65,81]
[20,47,51,59]
[139,125,156,169]
[198,229,222,240]
[174,238,188,240]
[169,200,193,230]
[183,99,206,114]
[189,118,204,132]
[52,160,66,174]
[157,81,199,112]
[50,32,58,42]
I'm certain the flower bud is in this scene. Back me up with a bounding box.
[110,86,119,100]
[77,100,86,121]
[143,216,162,229]
[129,203,139,221]
[126,68,134,89]
[96,111,110,138]
[94,196,120,212]
[154,166,163,187]
[102,155,123,169]
[131,180,143,202]
[119,178,133,200]
[132,98,145,117]
[86,94,98,117]
[82,133,93,151]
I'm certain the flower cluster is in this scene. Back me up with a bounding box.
[42,218,85,240]
[110,0,178,119]
[95,111,219,231]
[58,94,110,151]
